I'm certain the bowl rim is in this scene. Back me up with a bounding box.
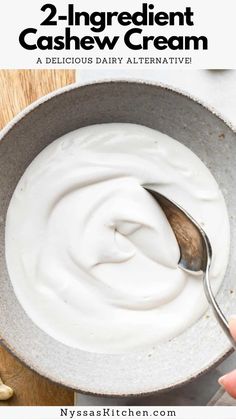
[1,78,235,143]
[0,79,235,397]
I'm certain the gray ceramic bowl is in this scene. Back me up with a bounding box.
[0,81,236,397]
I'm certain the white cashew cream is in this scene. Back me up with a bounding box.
[5,123,230,354]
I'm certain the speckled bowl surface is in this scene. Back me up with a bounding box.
[0,81,236,397]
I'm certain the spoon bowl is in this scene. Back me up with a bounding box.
[145,187,235,349]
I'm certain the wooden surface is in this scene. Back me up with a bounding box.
[0,70,75,406]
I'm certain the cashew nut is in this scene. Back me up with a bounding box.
[0,376,13,401]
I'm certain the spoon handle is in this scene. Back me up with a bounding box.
[203,268,236,350]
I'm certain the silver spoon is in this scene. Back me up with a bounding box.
[145,187,235,349]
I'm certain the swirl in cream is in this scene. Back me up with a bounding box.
[5,123,230,353]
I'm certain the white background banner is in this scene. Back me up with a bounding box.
[0,0,235,69]
[1,406,236,419]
